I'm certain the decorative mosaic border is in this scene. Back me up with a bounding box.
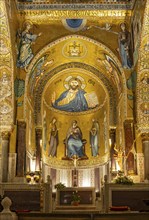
[17,3,133,11]
[137,0,149,133]
[43,151,110,169]
[0,0,14,132]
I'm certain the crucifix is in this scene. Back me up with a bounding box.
[71,155,81,187]
[71,155,80,169]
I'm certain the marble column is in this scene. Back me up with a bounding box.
[94,167,100,192]
[1,131,10,182]
[35,128,42,171]
[109,129,116,173]
[16,121,26,177]
[141,133,149,180]
[124,120,134,155]
[124,120,137,175]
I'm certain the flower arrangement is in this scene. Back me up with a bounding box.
[26,174,31,183]
[54,182,66,190]
[113,170,134,185]
[71,191,81,205]
[34,174,40,183]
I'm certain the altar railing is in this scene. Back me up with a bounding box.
[55,187,96,209]
[0,181,52,213]
[102,182,149,213]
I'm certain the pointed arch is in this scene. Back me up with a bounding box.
[24,35,127,126]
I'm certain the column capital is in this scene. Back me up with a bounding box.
[109,128,116,135]
[124,119,134,124]
[17,120,26,129]
[35,127,42,136]
[124,119,134,128]
[1,131,10,140]
[141,133,149,141]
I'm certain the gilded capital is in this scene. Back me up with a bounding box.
[124,119,134,127]
[1,131,10,140]
[17,121,26,129]
[141,133,149,142]
[109,128,116,135]
[35,128,42,137]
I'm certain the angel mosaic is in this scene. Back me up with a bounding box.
[16,20,42,69]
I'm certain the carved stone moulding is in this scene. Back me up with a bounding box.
[0,124,13,134]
